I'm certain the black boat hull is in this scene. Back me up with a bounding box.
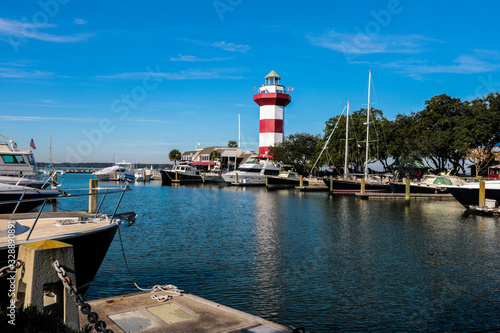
[389,182,449,194]
[323,178,390,194]
[0,191,61,214]
[160,170,203,185]
[446,187,500,208]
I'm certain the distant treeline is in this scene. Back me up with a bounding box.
[37,162,171,169]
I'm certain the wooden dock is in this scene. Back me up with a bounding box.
[465,205,500,216]
[355,193,455,200]
[80,290,293,333]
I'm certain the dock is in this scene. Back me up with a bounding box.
[355,193,455,200]
[297,178,329,192]
[81,290,293,333]
[465,205,500,216]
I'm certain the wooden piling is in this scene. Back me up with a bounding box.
[361,179,366,194]
[300,175,304,188]
[329,175,333,192]
[88,179,98,214]
[235,172,239,184]
[479,180,486,207]
[202,173,206,183]
[266,176,269,188]
[405,178,411,204]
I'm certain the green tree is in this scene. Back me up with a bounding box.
[268,133,320,175]
[168,149,181,165]
[228,140,238,147]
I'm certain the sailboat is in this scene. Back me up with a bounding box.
[323,70,390,194]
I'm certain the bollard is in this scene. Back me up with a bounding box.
[14,240,79,331]
[479,180,486,207]
[361,179,366,194]
[405,178,411,204]
[300,175,304,188]
[88,179,98,214]
[329,175,333,192]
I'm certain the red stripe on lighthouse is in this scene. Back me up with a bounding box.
[253,93,291,107]
[260,119,283,133]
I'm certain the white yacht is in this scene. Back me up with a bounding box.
[0,134,38,177]
[222,160,280,185]
[93,161,135,181]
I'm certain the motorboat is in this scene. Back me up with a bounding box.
[0,175,57,189]
[0,183,61,213]
[0,134,39,177]
[389,174,466,194]
[134,168,152,182]
[160,164,203,185]
[0,185,135,300]
[221,160,280,185]
[439,180,500,209]
[266,170,309,188]
[93,161,135,181]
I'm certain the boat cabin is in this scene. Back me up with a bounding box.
[0,142,37,176]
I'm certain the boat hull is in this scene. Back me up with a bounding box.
[324,178,390,194]
[267,176,309,188]
[160,170,203,185]
[446,187,500,209]
[0,222,118,304]
[0,191,61,214]
[389,182,449,194]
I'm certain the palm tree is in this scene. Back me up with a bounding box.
[169,149,181,165]
[228,140,237,147]
[209,149,221,161]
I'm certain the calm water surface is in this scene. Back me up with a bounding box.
[60,174,500,332]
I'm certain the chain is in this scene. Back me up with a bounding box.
[0,260,23,278]
[53,260,113,333]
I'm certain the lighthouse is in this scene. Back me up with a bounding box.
[253,70,292,158]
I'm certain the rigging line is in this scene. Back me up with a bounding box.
[310,103,347,172]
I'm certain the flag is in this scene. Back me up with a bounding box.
[29,138,36,150]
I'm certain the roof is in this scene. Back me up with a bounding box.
[389,157,429,169]
[191,161,215,166]
[265,70,280,80]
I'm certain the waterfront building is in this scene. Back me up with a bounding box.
[253,70,292,158]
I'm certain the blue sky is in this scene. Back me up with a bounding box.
[1,1,500,163]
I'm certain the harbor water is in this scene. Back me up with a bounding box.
[60,174,500,332]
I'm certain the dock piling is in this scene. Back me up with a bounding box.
[405,178,411,204]
[88,179,98,214]
[300,175,304,188]
[329,175,333,193]
[479,180,486,207]
[361,179,366,194]
[14,240,79,331]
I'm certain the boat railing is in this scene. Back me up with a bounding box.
[0,186,134,240]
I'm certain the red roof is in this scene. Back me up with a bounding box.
[191,161,215,166]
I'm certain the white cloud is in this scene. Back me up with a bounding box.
[0,17,92,44]
[182,39,250,53]
[98,68,244,80]
[169,53,231,62]
[74,18,88,25]
[0,65,54,79]
[308,29,428,55]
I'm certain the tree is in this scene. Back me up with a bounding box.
[168,149,181,165]
[466,147,494,177]
[228,140,237,147]
[268,133,320,175]
[209,149,221,161]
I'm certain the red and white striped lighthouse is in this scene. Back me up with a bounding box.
[253,70,292,158]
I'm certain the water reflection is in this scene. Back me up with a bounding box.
[58,175,500,333]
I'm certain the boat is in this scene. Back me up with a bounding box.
[266,169,309,188]
[0,134,38,177]
[134,168,152,182]
[389,174,466,194]
[0,185,135,300]
[203,172,226,183]
[0,183,61,213]
[160,164,203,185]
[0,175,57,189]
[93,161,135,181]
[322,73,390,194]
[221,160,281,185]
[439,180,500,209]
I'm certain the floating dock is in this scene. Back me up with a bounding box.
[81,290,293,333]
[355,193,455,200]
[465,205,500,216]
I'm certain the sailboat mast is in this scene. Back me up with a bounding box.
[49,124,53,166]
[238,114,241,148]
[364,70,372,180]
[344,100,349,179]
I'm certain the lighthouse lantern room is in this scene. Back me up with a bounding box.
[253,70,292,158]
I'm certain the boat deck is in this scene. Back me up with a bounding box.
[81,290,293,333]
[0,211,115,245]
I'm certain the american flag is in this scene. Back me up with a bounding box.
[29,138,36,150]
